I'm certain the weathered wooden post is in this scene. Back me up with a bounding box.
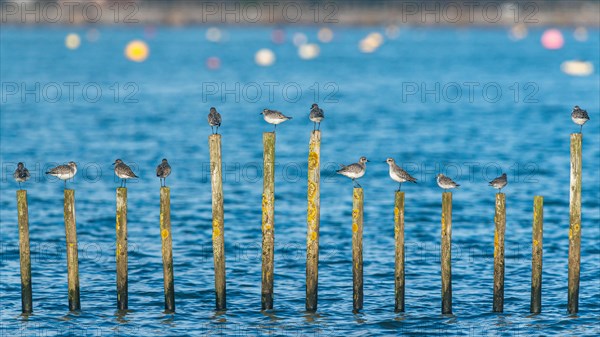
[160,187,175,313]
[352,188,364,312]
[441,192,452,314]
[530,196,543,314]
[493,193,506,312]
[209,133,226,311]
[116,188,128,310]
[568,133,582,314]
[306,130,321,312]
[261,132,275,310]
[64,189,80,311]
[394,191,405,313]
[17,190,32,313]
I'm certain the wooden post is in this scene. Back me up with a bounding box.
[493,193,506,312]
[352,188,364,312]
[160,187,175,313]
[441,192,452,315]
[17,190,32,313]
[530,196,543,314]
[116,188,128,311]
[261,132,275,310]
[568,133,582,314]
[306,130,321,312]
[209,134,226,311]
[64,189,80,311]
[394,191,405,313]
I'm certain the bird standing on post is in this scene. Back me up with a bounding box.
[156,158,171,187]
[436,173,460,192]
[337,156,369,188]
[488,173,507,192]
[260,108,292,131]
[571,105,590,133]
[13,162,31,190]
[46,162,77,189]
[113,159,138,188]
[385,158,417,191]
[208,107,222,134]
[309,103,324,131]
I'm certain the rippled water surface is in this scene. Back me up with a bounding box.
[1,26,599,336]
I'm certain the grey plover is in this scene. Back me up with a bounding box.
[113,159,138,188]
[489,173,507,192]
[436,173,459,192]
[385,158,417,191]
[571,105,590,133]
[260,109,292,131]
[46,161,77,189]
[156,158,171,187]
[13,162,31,190]
[309,103,324,131]
[208,107,222,134]
[337,156,369,188]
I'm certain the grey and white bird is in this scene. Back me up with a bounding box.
[337,156,369,188]
[113,159,138,188]
[260,108,292,131]
[489,173,507,192]
[436,173,459,192]
[156,158,171,187]
[13,162,31,190]
[208,107,222,134]
[571,105,590,133]
[309,103,324,131]
[385,158,417,191]
[46,161,77,189]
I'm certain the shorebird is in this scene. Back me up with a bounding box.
[113,159,138,188]
[208,107,222,134]
[385,158,417,191]
[13,162,30,190]
[156,158,171,187]
[309,103,324,131]
[46,161,77,189]
[489,173,507,192]
[337,156,369,188]
[260,109,292,131]
[436,173,459,192]
[571,105,590,133]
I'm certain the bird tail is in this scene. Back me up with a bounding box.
[287,116,293,120]
[410,178,417,183]
[456,184,461,187]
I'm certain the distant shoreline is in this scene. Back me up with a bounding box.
[1,0,598,27]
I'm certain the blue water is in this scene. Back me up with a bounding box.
[1,26,599,336]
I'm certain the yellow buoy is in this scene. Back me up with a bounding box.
[125,40,149,62]
[65,33,81,50]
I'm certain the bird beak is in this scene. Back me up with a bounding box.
[366,160,371,162]
[112,162,115,166]
[382,161,387,163]
[259,112,263,115]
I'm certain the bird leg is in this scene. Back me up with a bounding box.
[580,125,583,133]
[317,122,321,131]
[398,183,402,192]
[18,182,21,190]
[313,122,316,131]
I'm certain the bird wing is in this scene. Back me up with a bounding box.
[121,164,138,178]
[337,163,360,174]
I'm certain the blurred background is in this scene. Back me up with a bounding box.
[1,1,599,336]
